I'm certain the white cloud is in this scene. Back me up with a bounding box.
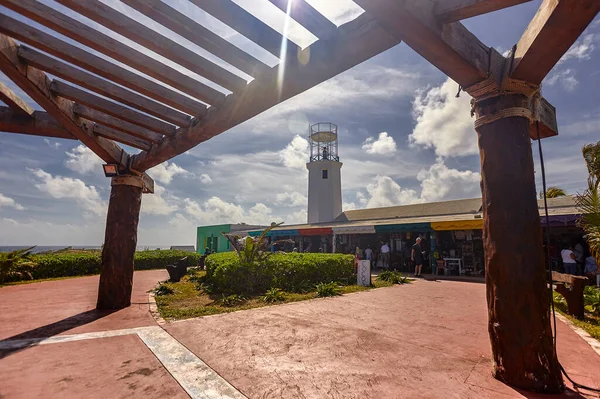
[364,176,421,208]
[545,69,579,91]
[0,193,25,210]
[0,218,105,246]
[362,132,397,155]
[149,161,193,184]
[141,184,178,216]
[279,135,309,169]
[418,158,481,202]
[342,202,357,211]
[184,197,278,226]
[30,169,106,216]
[286,208,308,224]
[199,173,212,184]
[65,145,103,175]
[559,34,596,64]
[409,78,476,157]
[44,139,61,149]
[276,191,308,207]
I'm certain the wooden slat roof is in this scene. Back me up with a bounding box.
[0,0,597,190]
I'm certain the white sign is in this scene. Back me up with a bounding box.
[357,260,371,287]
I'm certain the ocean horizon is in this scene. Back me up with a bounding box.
[0,245,183,253]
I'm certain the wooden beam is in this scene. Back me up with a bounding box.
[190,0,299,57]
[0,106,74,139]
[73,105,164,143]
[353,0,489,87]
[93,123,153,151]
[55,0,247,93]
[0,14,207,117]
[50,80,176,136]
[1,0,226,106]
[435,0,533,23]
[121,0,271,78]
[0,81,34,115]
[267,0,338,39]
[18,46,191,127]
[132,14,400,171]
[0,33,126,165]
[511,0,600,84]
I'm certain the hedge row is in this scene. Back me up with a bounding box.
[203,252,355,295]
[20,250,202,280]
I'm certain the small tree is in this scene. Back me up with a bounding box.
[223,223,284,265]
[576,142,600,259]
[540,186,566,199]
[0,246,36,284]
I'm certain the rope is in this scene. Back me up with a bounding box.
[473,107,533,129]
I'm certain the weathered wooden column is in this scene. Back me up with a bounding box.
[97,175,143,310]
[473,93,563,392]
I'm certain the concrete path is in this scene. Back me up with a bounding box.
[2,273,600,398]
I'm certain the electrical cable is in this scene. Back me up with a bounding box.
[536,121,600,393]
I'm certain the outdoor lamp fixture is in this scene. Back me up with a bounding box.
[102,164,119,177]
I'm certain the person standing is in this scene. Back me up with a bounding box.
[412,237,424,277]
[573,240,585,275]
[364,246,373,262]
[561,244,577,275]
[380,242,390,270]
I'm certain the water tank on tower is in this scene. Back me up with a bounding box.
[306,122,343,223]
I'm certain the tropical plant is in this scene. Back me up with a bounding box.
[0,246,36,284]
[223,222,284,265]
[584,286,600,315]
[154,284,174,296]
[315,282,341,297]
[263,288,286,303]
[220,294,246,307]
[540,186,567,199]
[377,270,410,284]
[576,141,600,259]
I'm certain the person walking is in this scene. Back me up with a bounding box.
[412,237,424,277]
[561,244,577,275]
[380,242,390,270]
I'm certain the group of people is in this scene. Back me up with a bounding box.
[560,240,599,285]
[360,237,426,277]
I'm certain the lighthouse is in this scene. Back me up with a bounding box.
[306,122,343,223]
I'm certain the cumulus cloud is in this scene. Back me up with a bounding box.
[275,191,308,207]
[364,176,421,208]
[141,184,178,216]
[559,34,596,64]
[30,169,106,216]
[149,161,194,185]
[65,145,103,174]
[409,78,477,157]
[44,139,61,149]
[362,132,397,155]
[0,193,25,210]
[418,159,481,202]
[279,135,309,169]
[545,69,579,91]
[183,197,278,226]
[198,174,212,184]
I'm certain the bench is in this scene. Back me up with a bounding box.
[552,271,587,319]
[166,257,190,283]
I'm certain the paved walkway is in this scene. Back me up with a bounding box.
[1,273,600,398]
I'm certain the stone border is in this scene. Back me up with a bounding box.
[555,312,600,357]
[148,287,167,326]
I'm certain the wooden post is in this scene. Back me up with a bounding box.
[96,175,143,310]
[474,94,563,392]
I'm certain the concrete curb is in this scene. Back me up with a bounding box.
[148,285,167,326]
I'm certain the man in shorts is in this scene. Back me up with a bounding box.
[412,237,424,277]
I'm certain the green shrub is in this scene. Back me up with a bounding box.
[378,270,409,285]
[5,250,203,282]
[315,282,341,297]
[584,286,600,315]
[263,288,286,303]
[204,252,354,295]
[154,284,174,296]
[220,294,246,307]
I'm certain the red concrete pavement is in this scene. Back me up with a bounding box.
[166,280,600,398]
[0,270,167,341]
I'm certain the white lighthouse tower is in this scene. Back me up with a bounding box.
[306,122,343,223]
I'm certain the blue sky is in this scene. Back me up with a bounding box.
[0,1,598,246]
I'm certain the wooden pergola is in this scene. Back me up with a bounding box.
[0,0,598,392]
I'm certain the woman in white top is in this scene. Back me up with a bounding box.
[561,246,577,275]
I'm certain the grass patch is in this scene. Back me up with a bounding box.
[154,271,397,320]
[553,290,600,341]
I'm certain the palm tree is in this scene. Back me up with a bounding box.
[576,141,600,259]
[540,186,566,199]
[0,246,36,284]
